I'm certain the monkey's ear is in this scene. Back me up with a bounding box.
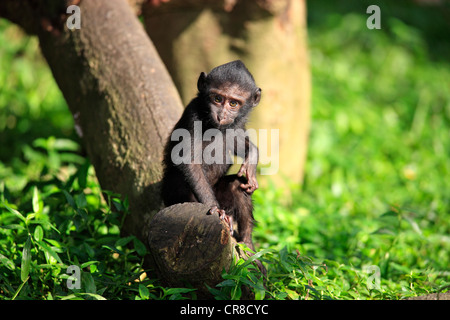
[252,88,262,107]
[197,72,208,93]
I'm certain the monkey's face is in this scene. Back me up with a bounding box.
[207,84,252,128]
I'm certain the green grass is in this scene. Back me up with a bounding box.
[1,1,449,300]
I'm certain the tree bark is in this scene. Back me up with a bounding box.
[143,0,311,191]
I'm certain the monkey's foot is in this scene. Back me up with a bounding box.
[208,206,234,236]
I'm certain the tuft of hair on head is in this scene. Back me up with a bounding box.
[196,60,257,93]
[208,60,256,89]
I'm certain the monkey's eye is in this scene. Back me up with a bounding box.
[213,95,223,103]
[229,101,239,108]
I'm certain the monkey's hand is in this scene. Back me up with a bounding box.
[237,163,259,194]
[208,206,234,236]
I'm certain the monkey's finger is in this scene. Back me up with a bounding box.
[240,182,256,194]
[208,206,226,218]
[248,177,259,191]
[210,206,228,220]
[239,182,250,190]
[218,209,226,220]
[207,206,218,215]
[238,165,251,178]
[223,215,234,236]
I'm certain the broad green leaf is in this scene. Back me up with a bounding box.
[102,245,124,255]
[0,224,26,231]
[60,293,106,300]
[80,293,107,300]
[80,260,99,269]
[285,288,300,300]
[75,192,87,209]
[53,138,80,151]
[133,238,147,256]
[83,272,96,294]
[76,208,88,221]
[163,287,196,296]
[89,264,98,273]
[34,225,43,241]
[76,161,90,189]
[111,198,124,212]
[32,219,61,234]
[59,294,85,300]
[44,238,63,249]
[83,243,95,258]
[231,285,242,300]
[3,203,26,222]
[38,240,63,264]
[0,253,15,270]
[216,279,235,288]
[115,236,134,248]
[32,186,42,213]
[139,284,149,300]
[25,213,36,224]
[62,190,76,209]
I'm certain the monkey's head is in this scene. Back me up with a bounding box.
[197,60,261,129]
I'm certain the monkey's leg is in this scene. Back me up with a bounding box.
[215,175,267,275]
[214,175,255,250]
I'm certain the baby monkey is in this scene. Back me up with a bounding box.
[161,60,261,251]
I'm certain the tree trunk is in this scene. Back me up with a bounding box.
[143,0,311,191]
[148,202,237,297]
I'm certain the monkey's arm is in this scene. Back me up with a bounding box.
[183,163,233,232]
[235,136,259,194]
[183,163,218,206]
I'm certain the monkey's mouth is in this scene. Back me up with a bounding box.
[219,119,233,126]
[209,113,233,129]
[215,116,233,127]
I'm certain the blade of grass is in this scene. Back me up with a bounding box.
[12,276,29,300]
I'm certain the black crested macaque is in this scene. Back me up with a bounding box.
[161,60,261,252]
